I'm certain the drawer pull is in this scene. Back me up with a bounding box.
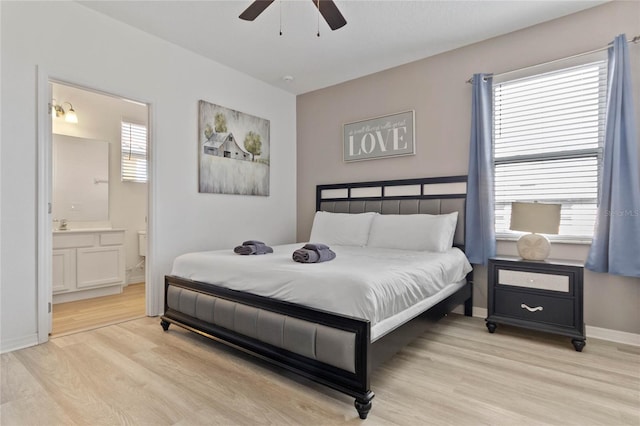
[521,303,543,313]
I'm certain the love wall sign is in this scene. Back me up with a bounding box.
[343,110,415,162]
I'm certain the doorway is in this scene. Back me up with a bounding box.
[48,81,149,336]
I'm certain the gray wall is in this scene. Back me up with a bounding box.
[296,1,640,334]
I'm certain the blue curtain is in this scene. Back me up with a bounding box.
[466,73,496,265]
[586,34,640,278]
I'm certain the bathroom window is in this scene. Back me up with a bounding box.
[121,121,147,183]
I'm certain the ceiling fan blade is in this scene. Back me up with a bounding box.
[311,0,347,30]
[239,0,275,21]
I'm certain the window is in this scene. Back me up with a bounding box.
[493,60,607,239]
[121,121,148,183]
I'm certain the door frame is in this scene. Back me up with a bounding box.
[36,67,52,342]
[36,68,158,343]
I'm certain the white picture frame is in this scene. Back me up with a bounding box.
[343,110,415,162]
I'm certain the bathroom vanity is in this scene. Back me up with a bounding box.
[52,229,126,303]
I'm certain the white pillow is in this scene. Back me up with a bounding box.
[309,211,377,247]
[367,212,458,252]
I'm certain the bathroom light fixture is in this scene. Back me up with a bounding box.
[50,99,78,123]
[64,102,78,123]
[51,99,64,117]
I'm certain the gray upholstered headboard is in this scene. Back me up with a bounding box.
[316,176,467,250]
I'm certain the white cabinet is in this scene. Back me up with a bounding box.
[52,248,75,293]
[52,229,125,304]
[77,246,125,288]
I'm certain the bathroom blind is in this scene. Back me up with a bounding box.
[121,121,147,183]
[493,60,607,240]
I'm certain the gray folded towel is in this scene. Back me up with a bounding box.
[234,240,273,255]
[292,244,336,263]
[303,243,331,251]
[293,249,318,263]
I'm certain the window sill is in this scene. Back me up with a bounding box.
[496,234,592,246]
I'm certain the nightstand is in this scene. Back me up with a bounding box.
[485,256,586,351]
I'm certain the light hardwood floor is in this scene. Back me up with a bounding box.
[52,283,146,337]
[2,314,638,425]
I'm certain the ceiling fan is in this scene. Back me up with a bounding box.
[239,0,347,31]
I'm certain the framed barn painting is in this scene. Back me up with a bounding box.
[198,100,270,196]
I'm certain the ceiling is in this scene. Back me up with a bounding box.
[79,1,606,95]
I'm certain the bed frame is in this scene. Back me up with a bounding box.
[161,175,473,419]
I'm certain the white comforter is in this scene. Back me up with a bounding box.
[171,244,472,330]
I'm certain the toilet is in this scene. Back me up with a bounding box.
[138,230,147,257]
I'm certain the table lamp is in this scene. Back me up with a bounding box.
[510,202,561,261]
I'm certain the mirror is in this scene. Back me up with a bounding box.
[53,134,109,222]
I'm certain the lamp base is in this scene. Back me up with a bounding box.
[516,233,551,261]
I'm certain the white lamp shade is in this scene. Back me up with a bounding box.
[510,202,561,235]
[65,109,78,123]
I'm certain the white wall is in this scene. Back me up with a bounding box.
[0,1,297,352]
[52,83,149,284]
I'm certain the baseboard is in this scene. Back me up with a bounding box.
[585,325,640,347]
[453,305,640,347]
[0,333,38,354]
[127,273,145,285]
[53,285,122,304]
[472,307,488,318]
[451,305,487,318]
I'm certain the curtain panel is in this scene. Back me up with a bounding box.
[466,73,496,265]
[586,34,640,278]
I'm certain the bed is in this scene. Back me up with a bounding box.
[161,175,473,419]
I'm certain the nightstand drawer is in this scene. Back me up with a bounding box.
[494,289,574,326]
[498,269,569,293]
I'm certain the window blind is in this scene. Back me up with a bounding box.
[121,121,148,183]
[493,61,607,239]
